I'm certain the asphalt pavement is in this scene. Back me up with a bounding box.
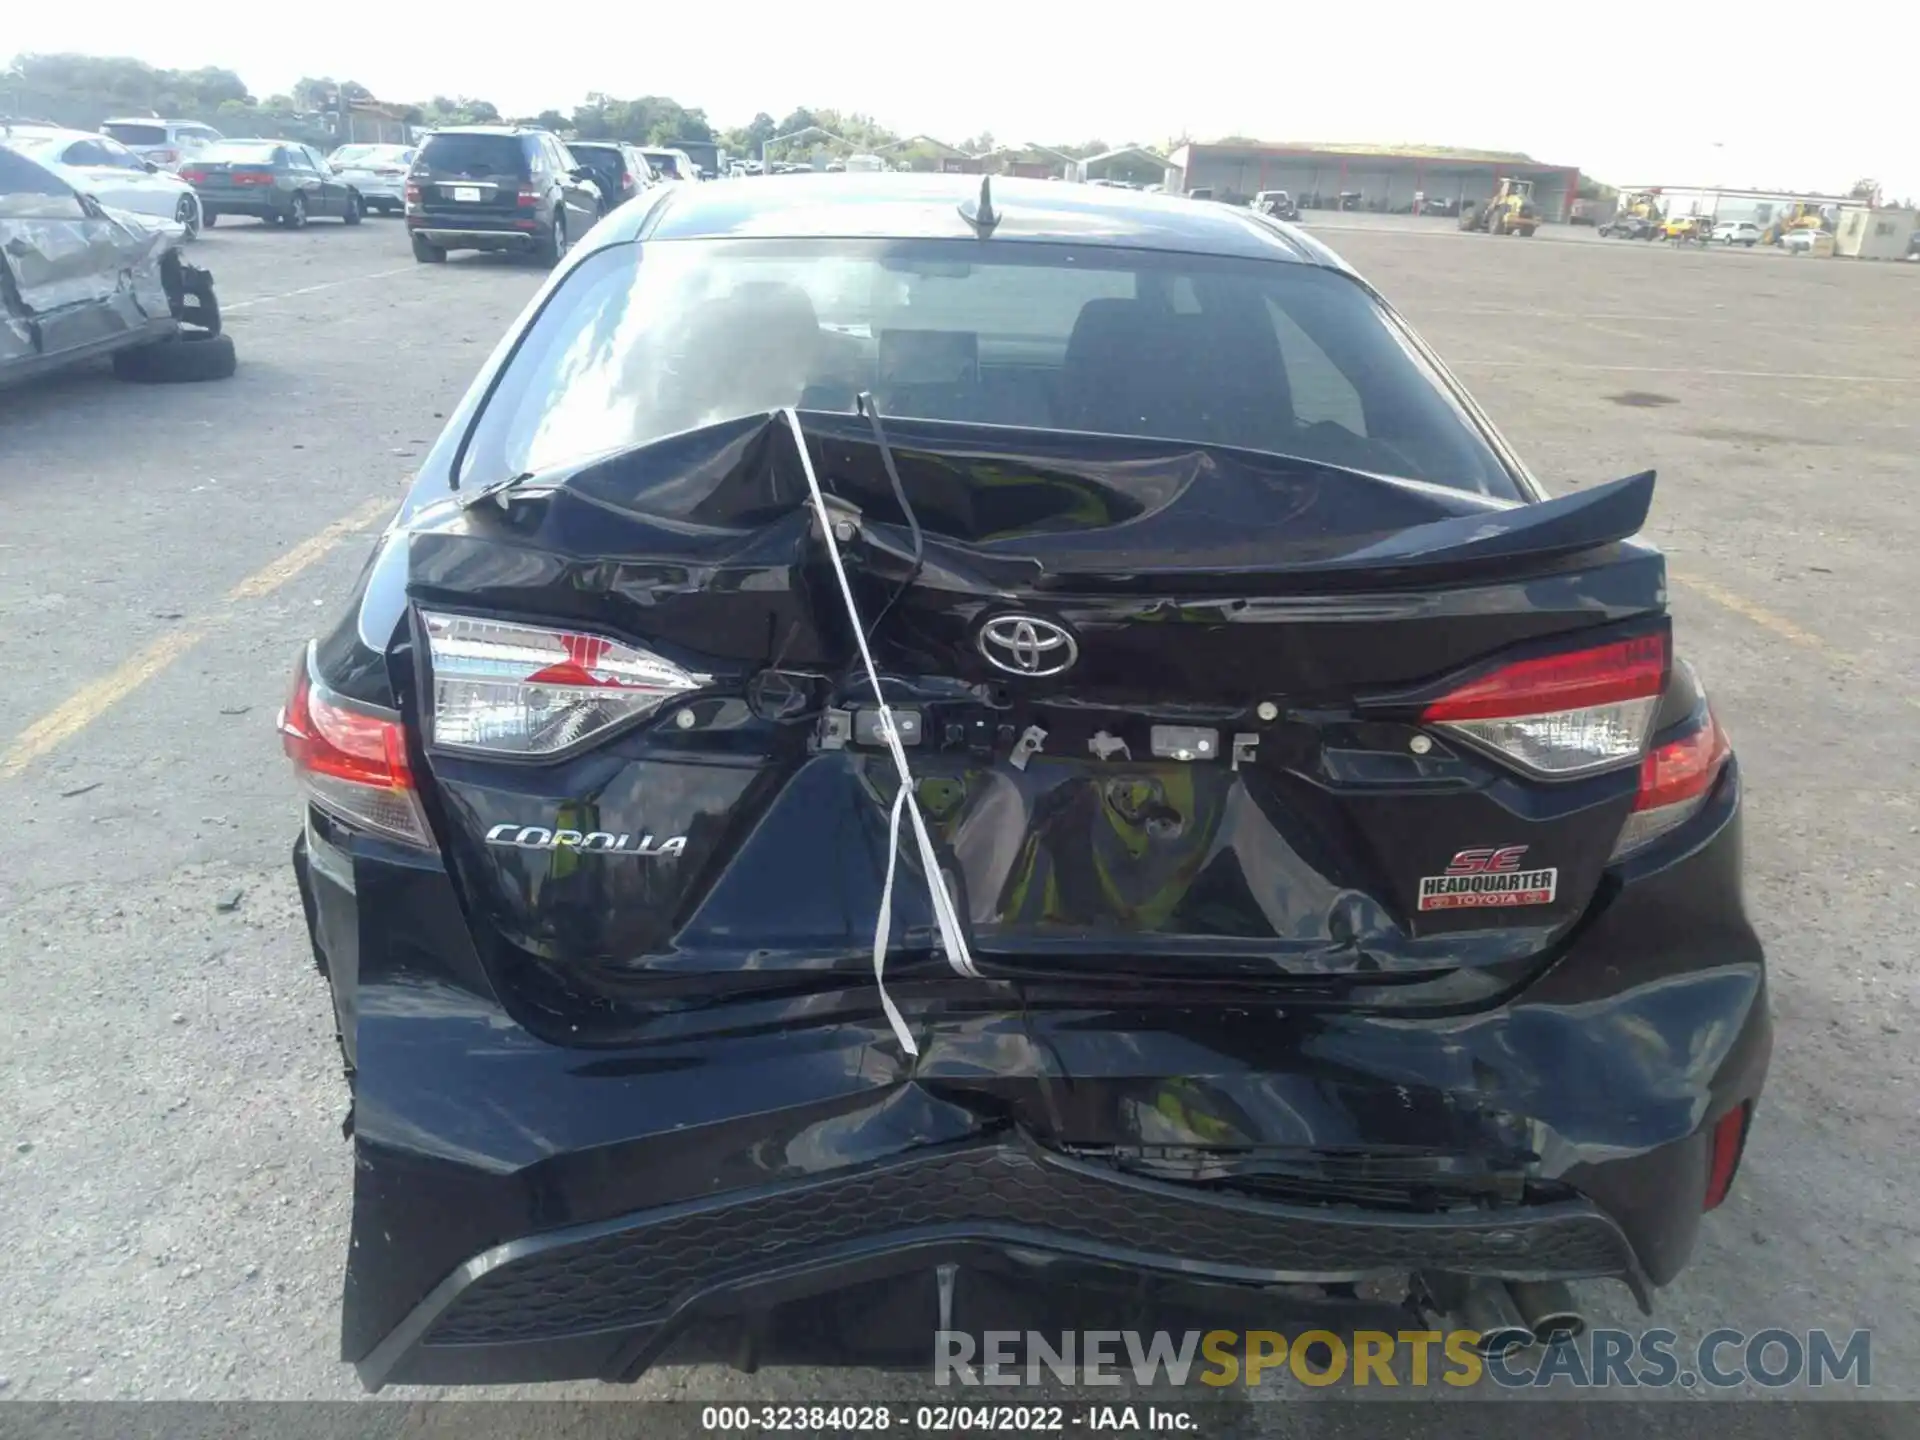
[1,210,1916,1420]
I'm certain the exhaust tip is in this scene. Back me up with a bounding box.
[1529,1311,1588,1346]
[1455,1279,1533,1359]
[1505,1280,1588,1347]
[1471,1325,1535,1359]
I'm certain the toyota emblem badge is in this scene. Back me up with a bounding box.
[977,615,1078,677]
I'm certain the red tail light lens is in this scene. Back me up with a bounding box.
[1703,1102,1750,1210]
[1420,633,1667,778]
[232,171,273,186]
[517,188,540,207]
[279,653,431,846]
[404,182,420,202]
[621,170,635,188]
[178,168,206,184]
[1612,702,1730,856]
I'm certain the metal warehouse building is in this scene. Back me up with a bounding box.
[1166,141,1583,221]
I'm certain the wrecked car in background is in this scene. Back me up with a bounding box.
[279,175,1769,1388]
[1,142,233,388]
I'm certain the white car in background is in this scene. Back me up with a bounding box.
[0,126,203,237]
[1714,219,1761,246]
[1782,227,1822,255]
[326,142,418,214]
[100,117,224,172]
[639,147,697,182]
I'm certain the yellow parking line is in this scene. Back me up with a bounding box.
[1670,573,1831,651]
[0,627,211,777]
[0,493,396,778]
[226,494,396,601]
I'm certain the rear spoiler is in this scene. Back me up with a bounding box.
[1276,470,1657,578]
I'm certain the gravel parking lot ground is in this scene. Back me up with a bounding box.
[2,211,1917,1423]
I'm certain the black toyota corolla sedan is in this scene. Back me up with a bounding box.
[280,174,1769,1389]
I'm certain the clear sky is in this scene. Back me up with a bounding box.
[12,2,1917,199]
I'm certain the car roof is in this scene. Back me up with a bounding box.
[607,172,1342,267]
[2,126,91,144]
[425,125,540,137]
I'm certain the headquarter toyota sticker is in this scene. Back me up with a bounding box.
[1418,845,1559,912]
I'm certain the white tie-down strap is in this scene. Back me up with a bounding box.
[782,409,981,1058]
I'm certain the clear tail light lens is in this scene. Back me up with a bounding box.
[423,612,709,757]
[1420,633,1667,778]
[278,651,432,847]
[1612,704,1731,856]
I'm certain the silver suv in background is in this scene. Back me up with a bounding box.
[100,118,224,172]
[327,143,418,214]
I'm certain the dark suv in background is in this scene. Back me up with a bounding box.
[405,126,601,265]
[563,141,656,216]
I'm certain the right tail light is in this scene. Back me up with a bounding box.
[1420,633,1667,778]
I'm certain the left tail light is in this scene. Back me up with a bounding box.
[1420,632,1667,778]
[279,650,432,847]
[178,168,206,184]
[423,612,709,757]
[404,182,420,202]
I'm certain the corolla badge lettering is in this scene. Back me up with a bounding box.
[977,615,1078,677]
[484,824,688,858]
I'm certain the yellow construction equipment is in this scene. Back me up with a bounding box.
[1660,214,1713,245]
[1760,202,1825,247]
[1458,178,1541,236]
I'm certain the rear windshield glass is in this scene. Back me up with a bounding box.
[330,145,375,164]
[418,133,528,178]
[641,152,683,179]
[200,141,283,164]
[102,122,167,146]
[460,239,1519,497]
[568,144,619,160]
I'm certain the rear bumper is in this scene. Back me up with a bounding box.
[408,213,542,249]
[299,762,1770,1390]
[362,1139,1643,1388]
[345,178,406,203]
[197,194,290,219]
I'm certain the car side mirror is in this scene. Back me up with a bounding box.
[142,161,160,174]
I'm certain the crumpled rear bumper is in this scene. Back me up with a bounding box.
[302,767,1770,1391]
[358,1134,1645,1388]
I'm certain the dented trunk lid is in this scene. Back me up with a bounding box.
[403,414,1666,1001]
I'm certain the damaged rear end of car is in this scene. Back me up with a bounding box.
[283,183,1769,1387]
[1,143,227,387]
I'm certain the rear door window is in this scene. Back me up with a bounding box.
[61,139,112,167]
[420,133,529,178]
[102,122,167,147]
[96,138,149,171]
